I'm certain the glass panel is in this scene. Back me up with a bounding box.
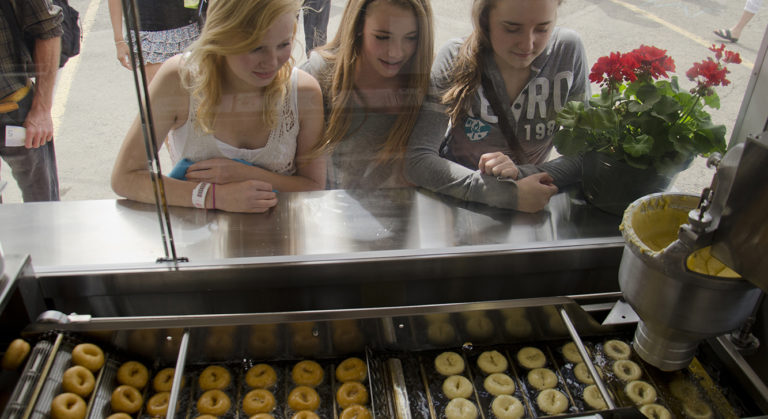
[1,0,764,268]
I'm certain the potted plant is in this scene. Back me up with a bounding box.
[554,44,741,214]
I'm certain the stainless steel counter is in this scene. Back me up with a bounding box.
[0,188,623,273]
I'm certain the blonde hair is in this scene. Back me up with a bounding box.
[180,0,302,133]
[443,0,561,126]
[313,0,434,164]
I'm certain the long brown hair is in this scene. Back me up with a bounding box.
[313,0,434,164]
[443,0,562,126]
[180,0,301,133]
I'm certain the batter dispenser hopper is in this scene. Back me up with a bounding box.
[618,132,768,371]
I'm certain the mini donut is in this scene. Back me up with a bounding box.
[574,362,602,384]
[336,357,367,383]
[250,414,276,419]
[242,389,276,415]
[291,412,320,419]
[583,385,607,410]
[625,380,657,405]
[199,365,231,390]
[505,317,532,338]
[536,388,569,415]
[195,416,218,419]
[477,350,508,374]
[288,386,321,411]
[562,342,585,364]
[491,395,525,419]
[197,389,231,416]
[61,365,95,397]
[527,368,558,390]
[332,320,364,353]
[668,379,699,400]
[248,324,278,358]
[603,340,631,361]
[153,367,178,392]
[340,404,372,419]
[111,385,143,414]
[427,322,456,345]
[613,360,642,382]
[435,352,465,376]
[2,339,31,370]
[336,381,369,409]
[443,375,473,399]
[517,347,546,369]
[106,414,132,419]
[640,403,672,419]
[71,343,104,372]
[51,392,86,419]
[465,315,494,340]
[292,360,324,387]
[117,361,149,389]
[445,397,478,419]
[290,323,322,357]
[683,400,713,419]
[484,373,515,396]
[146,391,170,416]
[246,364,278,389]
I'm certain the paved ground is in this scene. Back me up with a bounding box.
[1,0,765,203]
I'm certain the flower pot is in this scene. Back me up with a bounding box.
[581,151,680,215]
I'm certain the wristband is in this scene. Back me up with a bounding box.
[212,184,216,210]
[192,182,211,209]
[115,40,127,45]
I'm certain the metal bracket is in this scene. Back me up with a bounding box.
[602,300,640,326]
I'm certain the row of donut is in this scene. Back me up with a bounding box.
[99,357,374,419]
[430,347,578,419]
[422,338,709,419]
[578,340,716,419]
[51,343,107,419]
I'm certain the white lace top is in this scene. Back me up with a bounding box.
[168,68,300,175]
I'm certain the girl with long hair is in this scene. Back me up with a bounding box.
[301,0,433,189]
[406,0,588,212]
[112,0,326,213]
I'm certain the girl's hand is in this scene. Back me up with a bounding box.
[115,41,131,69]
[216,180,278,213]
[186,158,251,184]
[514,172,558,213]
[479,152,519,179]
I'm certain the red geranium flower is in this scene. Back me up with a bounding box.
[628,45,675,79]
[687,59,731,90]
[589,52,638,86]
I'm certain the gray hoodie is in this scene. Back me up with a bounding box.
[405,27,589,209]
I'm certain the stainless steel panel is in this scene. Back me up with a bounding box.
[0,189,622,272]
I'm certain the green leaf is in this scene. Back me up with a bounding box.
[703,92,721,109]
[556,101,583,127]
[652,95,682,116]
[635,83,661,107]
[553,128,589,156]
[579,107,618,131]
[622,134,654,157]
[628,100,652,113]
[590,88,614,108]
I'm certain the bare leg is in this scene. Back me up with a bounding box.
[729,10,755,39]
[144,63,162,86]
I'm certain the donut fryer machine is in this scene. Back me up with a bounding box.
[1,288,767,419]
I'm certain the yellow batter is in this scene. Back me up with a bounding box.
[686,246,740,278]
[622,194,741,278]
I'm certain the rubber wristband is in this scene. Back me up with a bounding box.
[192,182,211,209]
[212,184,216,210]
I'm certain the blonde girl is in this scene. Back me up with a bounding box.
[112,0,325,213]
[301,0,434,189]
